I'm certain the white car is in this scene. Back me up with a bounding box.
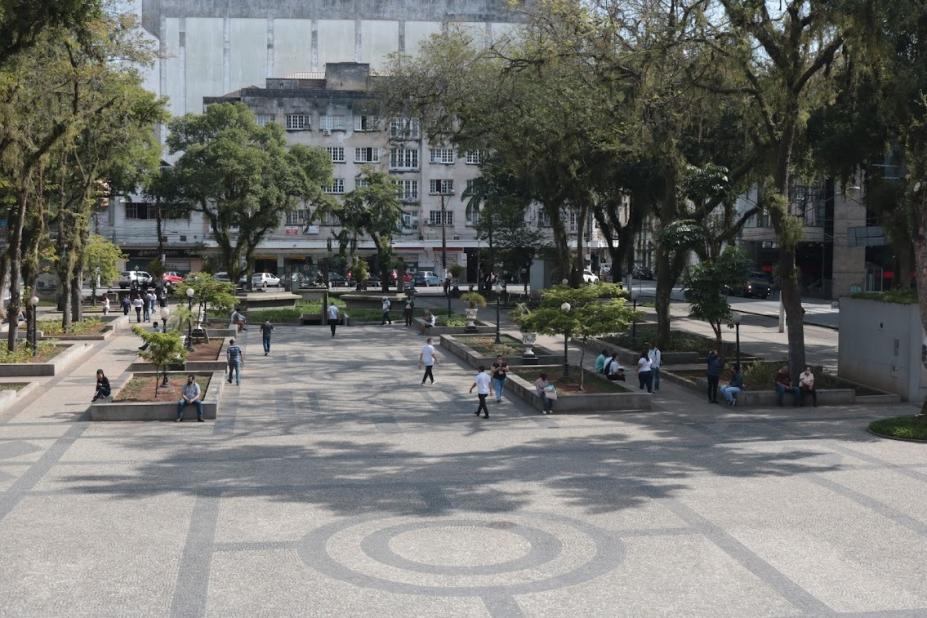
[251,272,281,289]
[582,269,599,284]
[118,270,152,289]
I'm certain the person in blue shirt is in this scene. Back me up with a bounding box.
[226,338,243,385]
[594,349,608,374]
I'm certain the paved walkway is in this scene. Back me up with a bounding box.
[0,321,925,616]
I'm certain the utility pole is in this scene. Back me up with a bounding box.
[489,210,501,344]
[440,189,451,316]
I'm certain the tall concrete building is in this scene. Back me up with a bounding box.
[132,0,528,121]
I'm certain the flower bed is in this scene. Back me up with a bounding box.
[37,317,104,336]
[505,365,650,413]
[116,373,211,403]
[512,366,631,394]
[0,342,64,364]
[440,334,562,368]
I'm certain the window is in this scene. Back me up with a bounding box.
[285,209,310,226]
[125,202,186,220]
[428,210,454,226]
[285,113,309,131]
[320,114,345,132]
[355,176,370,189]
[389,148,419,170]
[430,148,455,164]
[466,203,480,226]
[538,210,551,228]
[394,179,419,201]
[318,211,341,226]
[354,147,380,163]
[465,178,476,196]
[327,146,345,163]
[429,179,454,195]
[390,118,421,139]
[354,115,379,131]
[465,150,482,165]
[323,178,345,194]
[255,114,273,127]
[569,210,577,233]
[125,202,148,219]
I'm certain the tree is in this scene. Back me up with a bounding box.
[167,103,333,284]
[515,283,633,388]
[327,168,403,292]
[83,234,124,305]
[0,0,101,67]
[716,0,867,382]
[133,327,186,397]
[174,273,236,324]
[683,247,750,349]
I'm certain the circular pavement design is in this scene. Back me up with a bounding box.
[298,511,624,600]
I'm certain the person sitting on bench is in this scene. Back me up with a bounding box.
[176,374,204,422]
[799,365,817,407]
[775,366,801,407]
[604,352,625,381]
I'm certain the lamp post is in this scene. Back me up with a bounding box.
[631,289,640,346]
[489,212,501,344]
[185,287,195,351]
[160,307,170,333]
[733,312,742,370]
[29,295,39,356]
[561,301,571,378]
[440,189,451,317]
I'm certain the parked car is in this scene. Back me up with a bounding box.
[252,272,281,289]
[582,269,599,284]
[632,265,654,280]
[162,271,184,285]
[118,270,152,289]
[727,272,773,299]
[413,272,442,287]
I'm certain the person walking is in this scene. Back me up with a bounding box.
[419,337,437,384]
[327,302,340,337]
[534,372,556,414]
[799,365,817,407]
[637,350,653,393]
[132,295,144,323]
[142,291,151,322]
[775,366,801,407]
[137,321,160,351]
[231,308,247,333]
[92,369,111,402]
[121,295,130,316]
[260,320,274,356]
[647,342,662,391]
[226,338,243,385]
[403,299,413,327]
[706,350,724,403]
[381,296,392,325]
[102,296,110,316]
[721,364,744,406]
[147,290,157,316]
[491,354,508,402]
[469,366,491,419]
[175,374,204,422]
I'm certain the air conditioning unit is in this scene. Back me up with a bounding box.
[323,128,331,136]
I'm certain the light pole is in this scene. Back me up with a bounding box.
[733,312,742,370]
[488,209,501,344]
[560,301,571,378]
[440,190,451,317]
[29,295,39,356]
[185,287,195,351]
[631,289,640,347]
[160,307,170,333]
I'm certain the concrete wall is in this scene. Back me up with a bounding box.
[838,297,927,402]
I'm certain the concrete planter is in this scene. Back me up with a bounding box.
[506,367,652,413]
[39,315,123,341]
[0,382,38,413]
[661,369,882,407]
[413,317,495,336]
[89,371,223,421]
[0,342,92,377]
[440,334,562,368]
[585,337,756,368]
[240,292,300,310]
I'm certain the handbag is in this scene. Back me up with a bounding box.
[544,383,558,401]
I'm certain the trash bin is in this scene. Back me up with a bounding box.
[343,313,350,327]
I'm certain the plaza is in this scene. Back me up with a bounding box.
[1,318,926,616]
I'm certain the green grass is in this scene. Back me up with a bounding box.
[456,335,524,356]
[869,416,927,441]
[0,382,27,391]
[603,325,717,355]
[38,317,104,336]
[0,341,61,363]
[673,361,882,395]
[851,289,918,304]
[513,366,631,394]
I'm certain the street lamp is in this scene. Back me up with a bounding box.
[160,307,170,333]
[732,312,742,370]
[185,287,195,351]
[630,289,640,346]
[29,295,39,356]
[561,301,571,378]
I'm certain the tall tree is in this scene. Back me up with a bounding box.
[167,103,333,284]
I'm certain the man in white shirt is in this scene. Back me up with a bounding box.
[419,337,437,384]
[469,365,491,418]
[381,297,392,325]
[327,302,340,337]
[646,342,662,391]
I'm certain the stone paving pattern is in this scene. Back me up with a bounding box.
[0,315,926,617]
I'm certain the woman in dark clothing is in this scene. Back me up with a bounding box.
[92,369,111,402]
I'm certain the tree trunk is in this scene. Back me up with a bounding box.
[0,251,8,322]
[912,197,927,415]
[654,243,674,349]
[572,203,589,287]
[71,270,82,323]
[772,116,806,383]
[896,241,914,290]
[7,190,30,351]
